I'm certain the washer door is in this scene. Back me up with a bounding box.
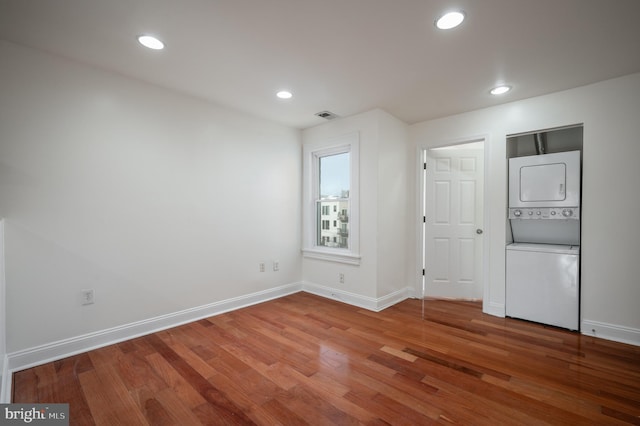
[506,246,579,330]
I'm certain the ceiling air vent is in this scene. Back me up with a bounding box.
[315,110,340,120]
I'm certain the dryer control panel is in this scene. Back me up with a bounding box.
[509,207,580,220]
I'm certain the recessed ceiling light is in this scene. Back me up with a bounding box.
[435,11,465,30]
[276,90,293,99]
[490,85,512,95]
[137,35,164,50]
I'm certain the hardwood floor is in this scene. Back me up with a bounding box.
[12,292,640,425]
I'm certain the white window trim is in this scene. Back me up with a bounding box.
[302,132,360,265]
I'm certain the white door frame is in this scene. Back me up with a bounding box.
[416,136,491,310]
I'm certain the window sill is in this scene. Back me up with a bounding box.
[302,248,361,265]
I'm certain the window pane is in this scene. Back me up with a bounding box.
[320,152,350,198]
[316,200,349,248]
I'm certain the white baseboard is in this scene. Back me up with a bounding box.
[301,281,412,312]
[483,301,505,318]
[7,282,303,375]
[376,287,414,311]
[405,285,420,300]
[581,319,640,346]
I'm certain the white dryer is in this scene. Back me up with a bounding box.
[509,150,581,210]
[506,150,581,330]
[508,151,581,245]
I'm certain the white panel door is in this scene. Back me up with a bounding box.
[424,146,484,299]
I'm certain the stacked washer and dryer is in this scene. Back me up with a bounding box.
[506,150,581,330]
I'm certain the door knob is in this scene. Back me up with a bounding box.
[476,229,483,234]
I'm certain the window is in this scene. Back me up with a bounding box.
[302,132,360,265]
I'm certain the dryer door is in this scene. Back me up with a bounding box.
[509,151,581,208]
[520,163,566,202]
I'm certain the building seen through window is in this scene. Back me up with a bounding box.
[317,152,349,249]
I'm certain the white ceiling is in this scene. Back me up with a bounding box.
[2,0,640,129]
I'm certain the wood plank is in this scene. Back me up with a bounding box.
[78,365,150,425]
[144,333,255,424]
[145,352,207,409]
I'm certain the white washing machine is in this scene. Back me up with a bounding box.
[506,243,579,330]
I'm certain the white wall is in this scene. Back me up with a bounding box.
[409,73,640,345]
[376,111,409,298]
[0,218,7,401]
[301,109,410,308]
[0,41,302,354]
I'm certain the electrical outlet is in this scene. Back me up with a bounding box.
[339,273,345,284]
[259,263,265,272]
[273,261,279,271]
[81,289,95,305]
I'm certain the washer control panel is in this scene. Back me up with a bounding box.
[509,207,580,220]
